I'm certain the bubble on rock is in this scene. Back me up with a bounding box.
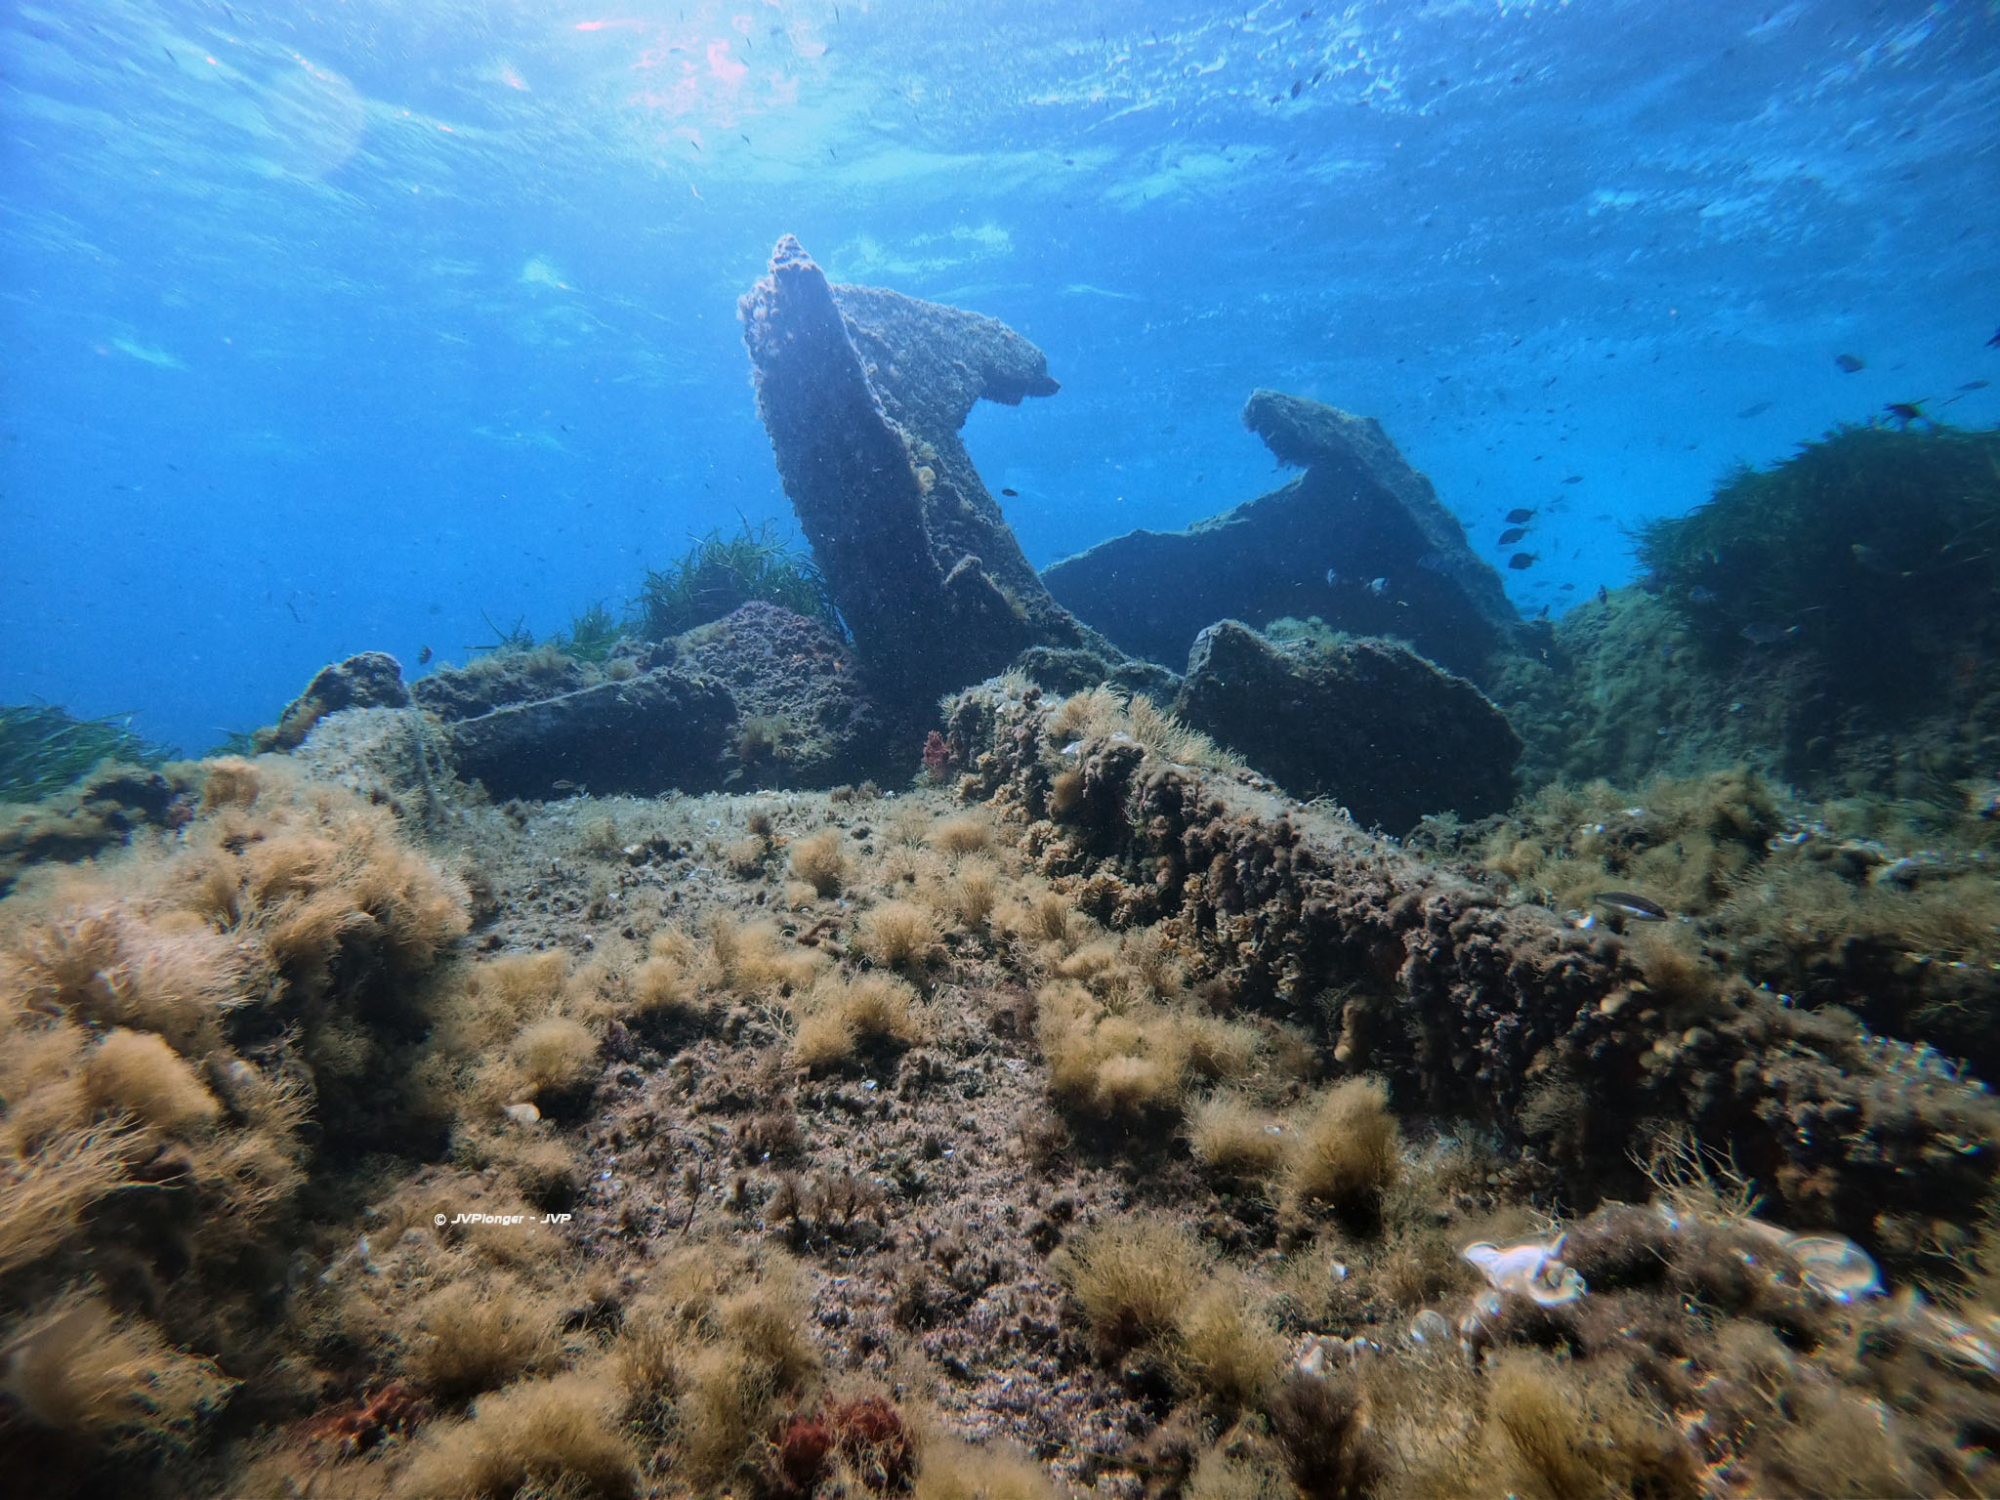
[1915,1306,2000,1375]
[1328,1259,1350,1284]
[1784,1233,1882,1303]
[1461,1235,1587,1306]
[501,1101,542,1126]
[1406,1309,1450,1347]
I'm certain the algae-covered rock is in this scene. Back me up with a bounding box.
[1044,390,1520,684]
[1639,423,2000,695]
[411,644,588,721]
[667,601,887,788]
[256,650,411,752]
[0,761,185,896]
[444,668,736,800]
[740,235,1123,710]
[1174,620,1520,831]
[944,674,2000,1270]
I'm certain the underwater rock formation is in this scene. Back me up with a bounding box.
[654,601,886,789]
[1043,390,1520,684]
[443,668,735,802]
[946,676,2000,1267]
[740,236,1123,709]
[256,650,411,752]
[411,647,587,722]
[1500,425,2000,798]
[295,606,892,799]
[0,763,182,897]
[1174,620,1520,831]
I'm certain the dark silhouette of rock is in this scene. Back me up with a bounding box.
[445,669,736,801]
[1044,390,1521,684]
[257,651,411,751]
[739,236,1126,710]
[1173,620,1519,830]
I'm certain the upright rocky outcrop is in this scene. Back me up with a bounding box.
[740,236,1124,711]
[1044,390,1522,684]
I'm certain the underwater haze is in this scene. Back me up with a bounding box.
[3,0,1997,753]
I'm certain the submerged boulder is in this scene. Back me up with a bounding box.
[739,236,1128,710]
[662,601,887,789]
[1174,620,1520,831]
[443,668,736,802]
[256,651,411,751]
[1044,390,1521,685]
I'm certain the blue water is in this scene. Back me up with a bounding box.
[3,0,1995,754]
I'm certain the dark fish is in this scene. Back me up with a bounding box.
[1001,487,1018,496]
[1290,79,1303,98]
[1988,327,2000,349]
[1595,891,1668,921]
[1498,526,1529,545]
[1834,352,1866,373]
[1596,584,1609,604]
[1505,507,1536,523]
[1737,400,1775,418]
[1562,474,1583,484]
[1959,379,1990,392]
[1885,401,1926,425]
[1740,621,1797,645]
[1508,552,1538,570]
[417,645,433,666]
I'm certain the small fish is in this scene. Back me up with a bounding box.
[1365,576,1389,596]
[1505,507,1537,524]
[1740,621,1798,645]
[417,645,434,666]
[1959,379,1990,392]
[1562,474,1583,484]
[1001,487,1018,496]
[1596,584,1609,604]
[1290,79,1303,98]
[1498,526,1530,545]
[1885,401,1926,425]
[1988,327,2000,349]
[1594,891,1669,921]
[1688,586,1718,605]
[1737,400,1775,418]
[1508,552,1538,570]
[1834,352,1866,373]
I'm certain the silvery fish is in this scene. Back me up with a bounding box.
[1594,891,1669,921]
